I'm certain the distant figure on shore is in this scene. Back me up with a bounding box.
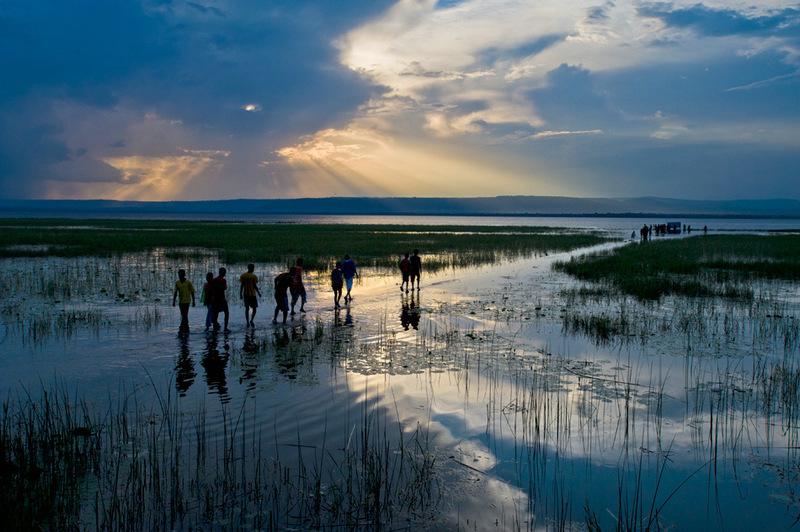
[631,230,636,240]
[273,269,292,324]
[703,225,708,234]
[239,263,261,327]
[399,252,411,292]
[640,224,649,242]
[341,254,359,303]
[212,267,230,332]
[410,249,422,290]
[201,272,214,331]
[172,269,195,332]
[331,261,344,309]
[290,257,307,315]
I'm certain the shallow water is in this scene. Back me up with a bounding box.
[1,237,799,529]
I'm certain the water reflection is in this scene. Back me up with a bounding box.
[201,331,230,403]
[238,330,259,392]
[400,292,421,331]
[272,326,310,380]
[175,333,195,397]
[330,307,354,357]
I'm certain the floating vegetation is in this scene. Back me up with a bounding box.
[0,219,612,271]
[554,234,800,300]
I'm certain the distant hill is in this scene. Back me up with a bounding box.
[1,196,799,218]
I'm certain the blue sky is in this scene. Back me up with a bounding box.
[0,0,798,200]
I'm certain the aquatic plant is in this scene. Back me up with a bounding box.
[0,219,612,272]
[554,234,800,300]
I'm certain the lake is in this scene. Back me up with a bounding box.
[1,218,799,529]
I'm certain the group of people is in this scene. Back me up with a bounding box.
[399,249,423,293]
[172,266,238,332]
[173,251,419,331]
[636,223,708,241]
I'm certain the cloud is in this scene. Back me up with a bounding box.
[1,0,799,200]
[0,0,395,198]
[586,2,615,22]
[638,3,800,38]
[725,71,799,91]
[528,129,603,139]
[186,2,226,17]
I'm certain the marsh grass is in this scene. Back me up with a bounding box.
[0,219,611,271]
[0,379,440,530]
[554,234,800,300]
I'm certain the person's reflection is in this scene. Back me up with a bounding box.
[401,292,420,330]
[290,322,307,342]
[401,295,411,330]
[408,292,420,330]
[175,333,196,397]
[272,328,299,379]
[239,329,259,391]
[202,331,230,402]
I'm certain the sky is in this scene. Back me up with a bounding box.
[0,0,798,200]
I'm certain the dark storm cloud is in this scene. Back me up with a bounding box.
[0,0,393,197]
[638,3,800,38]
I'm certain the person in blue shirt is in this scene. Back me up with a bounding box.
[341,254,359,303]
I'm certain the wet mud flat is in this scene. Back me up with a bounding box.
[1,234,799,529]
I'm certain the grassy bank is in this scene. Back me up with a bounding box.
[0,219,611,271]
[555,234,800,300]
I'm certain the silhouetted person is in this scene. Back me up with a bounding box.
[239,263,261,327]
[172,268,195,332]
[273,268,292,324]
[175,334,195,396]
[410,249,422,290]
[201,272,214,331]
[399,252,411,292]
[631,230,636,240]
[290,257,307,315]
[341,254,359,303]
[211,267,230,332]
[640,224,648,242]
[703,225,708,234]
[331,261,344,309]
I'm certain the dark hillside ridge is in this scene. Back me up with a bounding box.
[1,196,799,217]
